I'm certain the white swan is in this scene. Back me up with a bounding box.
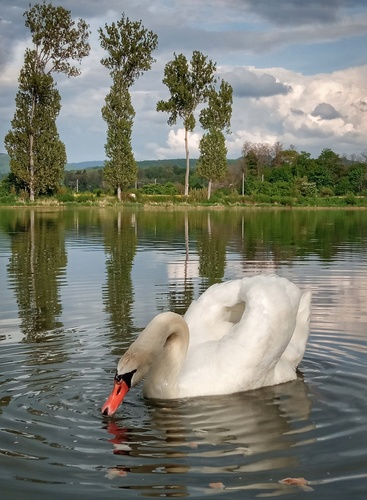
[102,274,311,416]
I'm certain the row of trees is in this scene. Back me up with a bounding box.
[4,3,366,203]
[4,3,233,201]
[60,144,366,200]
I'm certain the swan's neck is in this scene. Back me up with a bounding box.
[130,312,189,399]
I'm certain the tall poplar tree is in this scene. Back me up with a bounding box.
[99,14,158,200]
[156,51,217,196]
[197,79,233,199]
[5,51,67,198]
[102,78,136,197]
[5,3,90,201]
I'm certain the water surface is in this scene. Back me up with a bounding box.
[1,207,367,499]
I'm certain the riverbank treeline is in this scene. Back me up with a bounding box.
[1,146,367,207]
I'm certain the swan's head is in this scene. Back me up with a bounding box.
[102,341,157,416]
[101,368,137,417]
[101,312,189,416]
[101,350,149,416]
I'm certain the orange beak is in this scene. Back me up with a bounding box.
[102,380,129,416]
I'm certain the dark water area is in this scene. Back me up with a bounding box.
[0,207,367,499]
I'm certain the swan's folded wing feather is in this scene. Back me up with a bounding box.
[184,279,245,347]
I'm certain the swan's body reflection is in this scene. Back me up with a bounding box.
[103,375,314,496]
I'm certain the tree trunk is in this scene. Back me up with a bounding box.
[29,94,36,202]
[117,185,122,201]
[207,179,212,200]
[29,132,35,202]
[184,127,189,196]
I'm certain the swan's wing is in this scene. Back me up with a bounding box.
[180,275,306,396]
[184,279,246,348]
[224,274,303,367]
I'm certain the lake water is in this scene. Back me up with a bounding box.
[0,207,367,499]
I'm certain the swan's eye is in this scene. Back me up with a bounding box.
[115,369,137,388]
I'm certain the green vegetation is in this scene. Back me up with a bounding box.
[0,146,367,207]
[4,3,90,201]
[1,145,367,207]
[197,79,233,199]
[157,51,217,196]
[98,14,158,201]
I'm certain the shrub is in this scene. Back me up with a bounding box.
[251,193,272,204]
[344,192,357,205]
[75,192,95,203]
[56,187,75,203]
[278,196,295,206]
[294,177,318,197]
[335,178,352,196]
[319,186,334,197]
[189,188,208,202]
[141,182,178,195]
[56,191,75,203]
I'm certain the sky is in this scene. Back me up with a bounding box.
[1,0,367,164]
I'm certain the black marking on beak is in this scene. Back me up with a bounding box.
[115,369,137,389]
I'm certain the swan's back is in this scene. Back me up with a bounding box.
[179,274,311,397]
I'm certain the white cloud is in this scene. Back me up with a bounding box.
[155,129,202,159]
[227,64,367,156]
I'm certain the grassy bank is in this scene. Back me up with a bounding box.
[1,188,367,208]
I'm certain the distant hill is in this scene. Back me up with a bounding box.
[0,155,105,176]
[138,158,197,169]
[138,158,241,169]
[0,153,241,177]
[65,160,104,170]
[0,156,197,175]
[66,159,198,170]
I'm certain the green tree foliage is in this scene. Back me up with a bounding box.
[197,131,228,199]
[197,80,233,199]
[138,164,187,186]
[64,168,103,192]
[316,148,344,186]
[242,141,277,181]
[347,164,365,193]
[243,150,259,182]
[102,81,137,198]
[238,140,367,200]
[157,51,217,196]
[99,14,158,85]
[5,50,66,199]
[4,3,90,200]
[199,80,233,133]
[24,2,90,76]
[99,13,158,200]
